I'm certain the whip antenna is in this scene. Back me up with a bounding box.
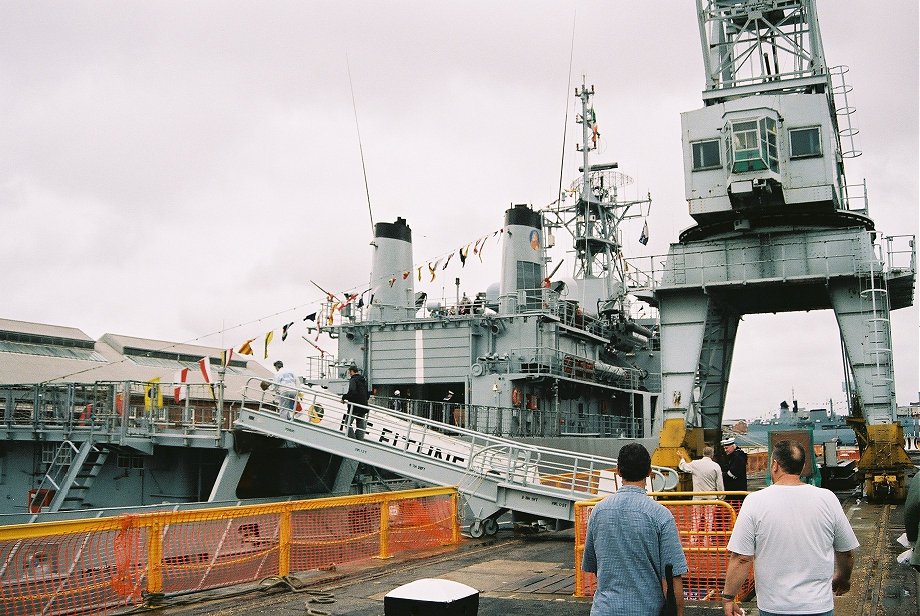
[346,51,375,236]
[555,7,577,208]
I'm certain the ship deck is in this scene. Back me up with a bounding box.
[157,491,918,616]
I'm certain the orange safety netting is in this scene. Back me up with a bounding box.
[574,493,754,603]
[0,486,459,616]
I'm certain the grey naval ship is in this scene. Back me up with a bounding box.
[0,82,665,526]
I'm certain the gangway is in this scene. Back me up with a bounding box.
[234,379,678,537]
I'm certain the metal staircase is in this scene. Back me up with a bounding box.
[234,380,679,535]
[30,440,110,516]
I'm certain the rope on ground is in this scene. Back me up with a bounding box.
[258,575,337,603]
[112,574,336,614]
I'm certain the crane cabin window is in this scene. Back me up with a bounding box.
[728,117,778,173]
[789,127,822,158]
[691,139,722,171]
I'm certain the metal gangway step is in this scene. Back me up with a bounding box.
[234,379,678,537]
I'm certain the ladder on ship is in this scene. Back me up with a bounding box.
[234,379,678,536]
[29,439,110,517]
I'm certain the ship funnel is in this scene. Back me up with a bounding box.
[369,217,415,321]
[499,204,546,314]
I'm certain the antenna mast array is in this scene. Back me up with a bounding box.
[543,78,650,315]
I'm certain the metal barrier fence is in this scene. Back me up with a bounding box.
[574,492,754,602]
[0,486,459,616]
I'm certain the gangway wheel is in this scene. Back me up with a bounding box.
[469,519,485,538]
[469,517,499,538]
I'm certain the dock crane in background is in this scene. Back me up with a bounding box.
[651,0,915,500]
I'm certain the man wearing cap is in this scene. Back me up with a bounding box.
[721,436,748,505]
[272,360,297,419]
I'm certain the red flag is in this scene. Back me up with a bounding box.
[173,368,189,403]
[197,358,213,384]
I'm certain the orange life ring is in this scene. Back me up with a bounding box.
[511,388,522,407]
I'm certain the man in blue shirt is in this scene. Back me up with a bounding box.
[582,443,688,616]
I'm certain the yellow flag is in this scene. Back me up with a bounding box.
[144,377,163,410]
[264,331,274,359]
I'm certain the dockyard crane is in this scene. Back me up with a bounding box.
[652,0,915,500]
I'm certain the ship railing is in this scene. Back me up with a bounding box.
[622,255,669,293]
[511,347,644,389]
[625,230,901,290]
[371,395,644,439]
[301,354,336,383]
[1,381,241,443]
[239,377,678,499]
[499,287,611,338]
[842,179,868,214]
[883,234,916,274]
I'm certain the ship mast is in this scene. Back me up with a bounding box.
[545,77,650,318]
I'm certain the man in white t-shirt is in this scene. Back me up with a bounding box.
[679,445,725,545]
[721,439,859,616]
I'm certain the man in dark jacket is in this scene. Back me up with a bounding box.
[721,437,748,506]
[342,366,369,440]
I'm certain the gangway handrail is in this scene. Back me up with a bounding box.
[241,377,677,488]
[236,377,679,526]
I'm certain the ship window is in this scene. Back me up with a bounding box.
[41,443,69,466]
[517,261,541,290]
[517,261,542,309]
[790,127,822,158]
[691,139,721,171]
[729,118,778,173]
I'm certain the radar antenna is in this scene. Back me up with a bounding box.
[543,77,651,316]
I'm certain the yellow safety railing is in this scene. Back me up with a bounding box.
[0,486,459,616]
[574,491,754,602]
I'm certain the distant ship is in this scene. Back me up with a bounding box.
[730,400,920,451]
[732,400,856,447]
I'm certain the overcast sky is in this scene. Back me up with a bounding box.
[1,1,916,420]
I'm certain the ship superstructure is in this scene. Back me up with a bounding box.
[323,82,661,442]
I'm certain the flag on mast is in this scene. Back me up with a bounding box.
[639,220,649,246]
